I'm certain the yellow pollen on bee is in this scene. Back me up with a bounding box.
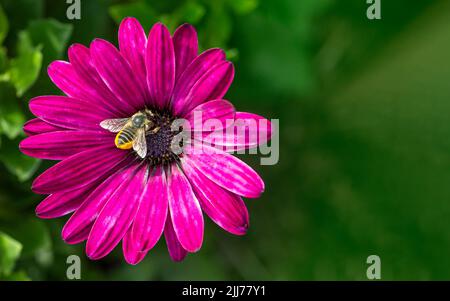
[114,132,133,150]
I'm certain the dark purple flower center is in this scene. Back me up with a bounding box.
[143,109,182,166]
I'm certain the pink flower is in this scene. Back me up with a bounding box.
[19,18,272,264]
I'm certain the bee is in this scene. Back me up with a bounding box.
[100,109,159,158]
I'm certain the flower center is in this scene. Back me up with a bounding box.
[143,109,181,166]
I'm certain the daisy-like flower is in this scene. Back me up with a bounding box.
[19,18,272,264]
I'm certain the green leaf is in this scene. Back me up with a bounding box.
[8,31,42,97]
[2,153,40,182]
[1,0,43,35]
[225,48,239,61]
[2,270,30,281]
[0,4,9,45]
[4,219,52,267]
[227,0,259,15]
[0,135,40,182]
[0,110,24,139]
[0,46,8,75]
[109,2,157,30]
[202,3,232,48]
[0,82,24,139]
[0,232,22,276]
[327,3,450,278]
[175,1,205,25]
[27,19,73,64]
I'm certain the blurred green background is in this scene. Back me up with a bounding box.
[0,0,449,280]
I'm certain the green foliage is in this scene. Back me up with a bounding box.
[0,10,43,181]
[109,0,207,32]
[109,2,157,30]
[175,1,205,24]
[26,19,73,64]
[227,0,258,15]
[0,136,40,182]
[1,218,51,279]
[0,231,22,277]
[324,3,450,278]
[3,270,30,280]
[0,82,24,139]
[8,218,52,265]
[0,0,44,34]
[0,5,9,45]
[108,0,259,49]
[0,3,72,282]
[0,46,7,72]
[7,31,42,97]
[201,1,232,48]
[0,11,71,185]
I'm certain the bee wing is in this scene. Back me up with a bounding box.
[100,118,129,133]
[133,128,147,158]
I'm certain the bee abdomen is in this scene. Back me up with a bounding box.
[115,127,136,149]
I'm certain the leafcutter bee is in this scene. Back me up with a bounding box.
[100,109,159,158]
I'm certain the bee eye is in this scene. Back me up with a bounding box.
[132,116,144,127]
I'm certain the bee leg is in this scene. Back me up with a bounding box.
[151,127,160,134]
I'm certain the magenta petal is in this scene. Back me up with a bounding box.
[61,166,136,244]
[182,145,264,198]
[146,23,175,109]
[164,214,187,262]
[172,48,225,115]
[29,96,112,131]
[91,39,146,111]
[86,165,147,260]
[185,99,235,133]
[68,44,132,116]
[174,61,234,116]
[167,164,203,252]
[36,184,96,219]
[173,24,198,81]
[123,232,148,265]
[20,130,114,160]
[48,61,105,107]
[23,118,66,136]
[64,225,91,245]
[119,17,149,100]
[130,167,168,252]
[32,146,128,194]
[183,162,249,235]
[200,112,273,151]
